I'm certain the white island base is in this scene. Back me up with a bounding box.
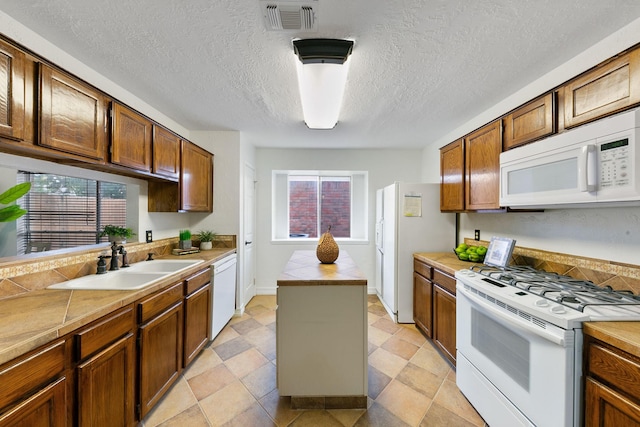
[276,251,368,409]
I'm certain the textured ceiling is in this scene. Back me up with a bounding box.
[1,0,640,149]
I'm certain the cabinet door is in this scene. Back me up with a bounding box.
[464,120,502,210]
[564,49,640,128]
[111,102,152,172]
[152,125,180,180]
[0,377,67,427]
[503,92,556,150]
[77,334,135,427]
[413,272,433,338]
[184,283,211,367]
[440,139,465,212]
[39,64,107,161]
[0,40,25,141]
[433,285,456,366]
[181,140,213,212]
[138,301,183,418]
[0,340,66,411]
[586,377,640,427]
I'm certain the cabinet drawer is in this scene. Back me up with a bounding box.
[0,340,66,410]
[413,259,432,279]
[184,268,210,295]
[433,269,456,295]
[588,342,640,400]
[75,305,135,361]
[138,282,183,324]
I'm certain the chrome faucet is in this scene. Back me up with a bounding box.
[110,242,122,270]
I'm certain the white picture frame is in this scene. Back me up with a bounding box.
[484,237,516,268]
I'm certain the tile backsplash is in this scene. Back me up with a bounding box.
[465,238,640,295]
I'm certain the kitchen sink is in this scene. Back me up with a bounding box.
[47,259,204,290]
[126,259,204,273]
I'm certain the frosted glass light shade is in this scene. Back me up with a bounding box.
[295,58,350,129]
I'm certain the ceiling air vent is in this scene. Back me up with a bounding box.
[260,1,318,31]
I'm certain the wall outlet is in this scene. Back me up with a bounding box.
[474,229,480,241]
[146,230,153,243]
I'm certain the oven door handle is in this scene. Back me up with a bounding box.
[458,285,566,346]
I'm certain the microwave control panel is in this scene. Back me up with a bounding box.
[600,138,630,188]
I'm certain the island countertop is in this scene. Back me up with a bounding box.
[277,250,367,287]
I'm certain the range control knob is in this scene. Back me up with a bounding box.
[535,299,549,307]
[550,305,566,314]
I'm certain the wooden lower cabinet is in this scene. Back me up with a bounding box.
[0,340,67,427]
[0,377,67,427]
[584,335,640,426]
[433,285,456,365]
[183,268,212,368]
[413,257,456,366]
[74,305,136,426]
[0,265,219,426]
[138,282,184,419]
[413,258,434,338]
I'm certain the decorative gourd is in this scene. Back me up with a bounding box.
[316,225,339,264]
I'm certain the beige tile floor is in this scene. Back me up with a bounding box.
[140,295,486,427]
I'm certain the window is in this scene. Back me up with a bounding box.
[16,172,127,254]
[273,170,367,241]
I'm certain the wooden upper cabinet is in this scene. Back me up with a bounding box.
[181,140,213,212]
[39,64,108,161]
[440,139,465,212]
[464,120,502,210]
[503,92,556,150]
[0,39,25,141]
[152,125,180,180]
[111,102,152,172]
[564,48,640,128]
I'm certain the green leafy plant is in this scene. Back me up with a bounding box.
[179,229,192,240]
[100,225,135,239]
[0,182,31,222]
[197,230,217,242]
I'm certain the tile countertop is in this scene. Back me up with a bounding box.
[0,248,235,366]
[415,252,640,361]
[277,250,367,286]
[413,252,483,276]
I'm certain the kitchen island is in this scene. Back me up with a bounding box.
[276,250,368,409]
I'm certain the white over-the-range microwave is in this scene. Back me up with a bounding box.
[500,107,640,209]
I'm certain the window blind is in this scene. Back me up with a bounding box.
[16,172,126,254]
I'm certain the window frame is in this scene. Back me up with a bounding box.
[16,172,128,254]
[272,170,368,243]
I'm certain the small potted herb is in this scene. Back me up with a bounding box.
[179,229,192,249]
[197,230,217,250]
[100,225,135,244]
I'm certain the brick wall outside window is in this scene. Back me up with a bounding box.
[289,179,351,238]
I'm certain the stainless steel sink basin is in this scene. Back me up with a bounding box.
[47,259,204,290]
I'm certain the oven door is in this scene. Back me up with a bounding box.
[456,284,581,427]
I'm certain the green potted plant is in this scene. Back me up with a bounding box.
[100,225,135,244]
[179,229,192,249]
[197,230,217,250]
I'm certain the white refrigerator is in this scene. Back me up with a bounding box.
[375,182,455,323]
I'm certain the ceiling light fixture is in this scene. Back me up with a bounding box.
[293,38,354,129]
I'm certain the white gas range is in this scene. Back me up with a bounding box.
[455,265,640,427]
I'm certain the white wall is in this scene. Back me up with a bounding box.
[255,148,423,294]
[189,131,241,235]
[421,17,640,265]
